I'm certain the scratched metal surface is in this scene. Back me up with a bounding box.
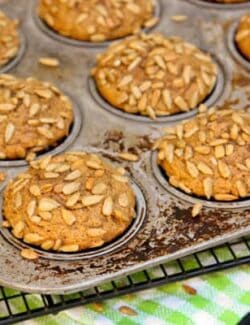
[0,0,249,294]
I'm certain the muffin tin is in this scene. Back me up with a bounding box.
[0,0,249,294]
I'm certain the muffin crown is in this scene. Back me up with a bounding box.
[38,0,157,42]
[156,106,250,201]
[93,33,217,118]
[3,152,136,252]
[0,74,73,160]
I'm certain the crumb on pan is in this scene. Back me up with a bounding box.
[118,152,139,162]
[21,248,39,260]
[192,202,203,217]
[171,15,188,22]
[39,57,60,67]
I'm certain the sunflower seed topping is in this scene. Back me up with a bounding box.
[39,57,60,67]
[21,249,39,260]
[62,182,81,195]
[5,123,15,143]
[197,162,213,175]
[102,196,113,216]
[39,198,60,211]
[192,203,203,217]
[82,195,104,206]
[62,209,76,226]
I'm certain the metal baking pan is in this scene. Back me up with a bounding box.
[0,0,249,294]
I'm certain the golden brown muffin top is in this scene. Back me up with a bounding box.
[156,106,250,201]
[235,13,250,60]
[92,33,217,119]
[0,10,20,67]
[0,74,73,160]
[38,0,157,42]
[3,152,136,252]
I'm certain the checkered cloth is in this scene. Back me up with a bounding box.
[2,243,250,325]
[12,264,249,325]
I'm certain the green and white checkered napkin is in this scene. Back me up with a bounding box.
[2,243,250,325]
[17,263,250,325]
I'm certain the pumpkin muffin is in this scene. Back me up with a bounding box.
[3,152,136,252]
[92,33,217,119]
[155,106,250,201]
[0,74,73,160]
[235,13,250,61]
[0,10,20,67]
[38,0,158,42]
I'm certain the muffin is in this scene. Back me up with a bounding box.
[0,74,73,160]
[92,33,217,119]
[3,152,136,252]
[0,10,20,67]
[235,13,250,61]
[38,0,157,42]
[155,106,250,201]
